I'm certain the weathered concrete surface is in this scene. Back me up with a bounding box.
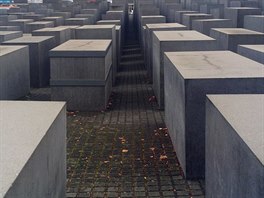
[0,31,22,43]
[97,20,121,25]
[59,25,80,39]
[244,15,264,33]
[224,7,261,27]
[210,28,264,52]
[0,101,66,198]
[2,35,56,88]
[238,45,264,64]
[192,19,233,36]
[152,30,217,108]
[23,14,45,21]
[49,40,113,111]
[32,26,71,45]
[145,23,187,82]
[0,15,17,25]
[164,50,264,179]
[0,46,30,99]
[206,95,264,198]
[52,11,71,19]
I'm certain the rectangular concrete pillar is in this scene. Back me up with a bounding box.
[182,13,213,29]
[152,30,217,108]
[2,35,57,88]
[0,46,30,99]
[244,15,264,33]
[25,21,54,33]
[206,95,264,197]
[49,40,113,111]
[0,31,23,43]
[0,101,66,198]
[210,28,264,52]
[238,44,264,64]
[164,50,264,179]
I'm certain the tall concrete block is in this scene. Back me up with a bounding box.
[224,7,261,27]
[52,12,72,19]
[60,25,80,39]
[0,15,17,26]
[2,36,56,88]
[182,13,213,29]
[23,14,45,21]
[206,95,264,198]
[42,16,65,26]
[0,46,30,99]
[164,50,264,179]
[238,44,264,64]
[49,40,113,111]
[192,19,233,36]
[0,31,23,43]
[32,27,71,45]
[65,18,92,25]
[0,26,20,31]
[174,10,197,23]
[97,20,121,25]
[210,28,264,52]
[152,30,217,108]
[75,25,117,85]
[0,101,66,198]
[244,15,264,33]
[8,19,34,32]
[25,21,54,33]
[145,23,187,82]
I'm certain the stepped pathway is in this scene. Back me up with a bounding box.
[24,16,204,198]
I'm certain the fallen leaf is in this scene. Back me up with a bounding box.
[160,155,168,160]
[122,149,129,153]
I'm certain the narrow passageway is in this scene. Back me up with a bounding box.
[25,14,204,198]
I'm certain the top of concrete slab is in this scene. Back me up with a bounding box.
[0,45,27,57]
[3,35,54,44]
[245,15,264,18]
[27,21,54,25]
[43,16,64,19]
[0,31,21,35]
[225,7,261,10]
[146,23,186,29]
[141,15,166,18]
[49,39,112,57]
[66,18,88,21]
[164,50,264,79]
[207,95,264,165]
[76,24,115,29]
[0,101,66,197]
[33,26,70,32]
[194,19,232,22]
[239,44,264,53]
[153,30,215,41]
[9,19,34,22]
[183,13,212,17]
[211,28,264,35]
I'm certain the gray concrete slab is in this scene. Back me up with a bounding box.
[145,23,187,82]
[59,25,80,39]
[152,30,217,108]
[210,28,264,52]
[224,7,261,27]
[192,19,234,36]
[42,16,64,26]
[65,18,92,25]
[0,31,23,43]
[0,26,20,31]
[25,21,54,33]
[49,40,113,111]
[238,44,264,64]
[164,50,264,179]
[182,13,213,30]
[23,14,45,21]
[244,15,264,33]
[8,19,34,32]
[206,95,264,198]
[0,46,30,99]
[32,26,71,45]
[2,35,56,88]
[0,101,66,198]
[75,25,117,85]
[75,14,95,24]
[97,20,121,25]
[0,15,17,25]
[52,11,71,19]
[174,10,198,23]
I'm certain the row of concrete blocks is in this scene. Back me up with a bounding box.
[135,1,264,197]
